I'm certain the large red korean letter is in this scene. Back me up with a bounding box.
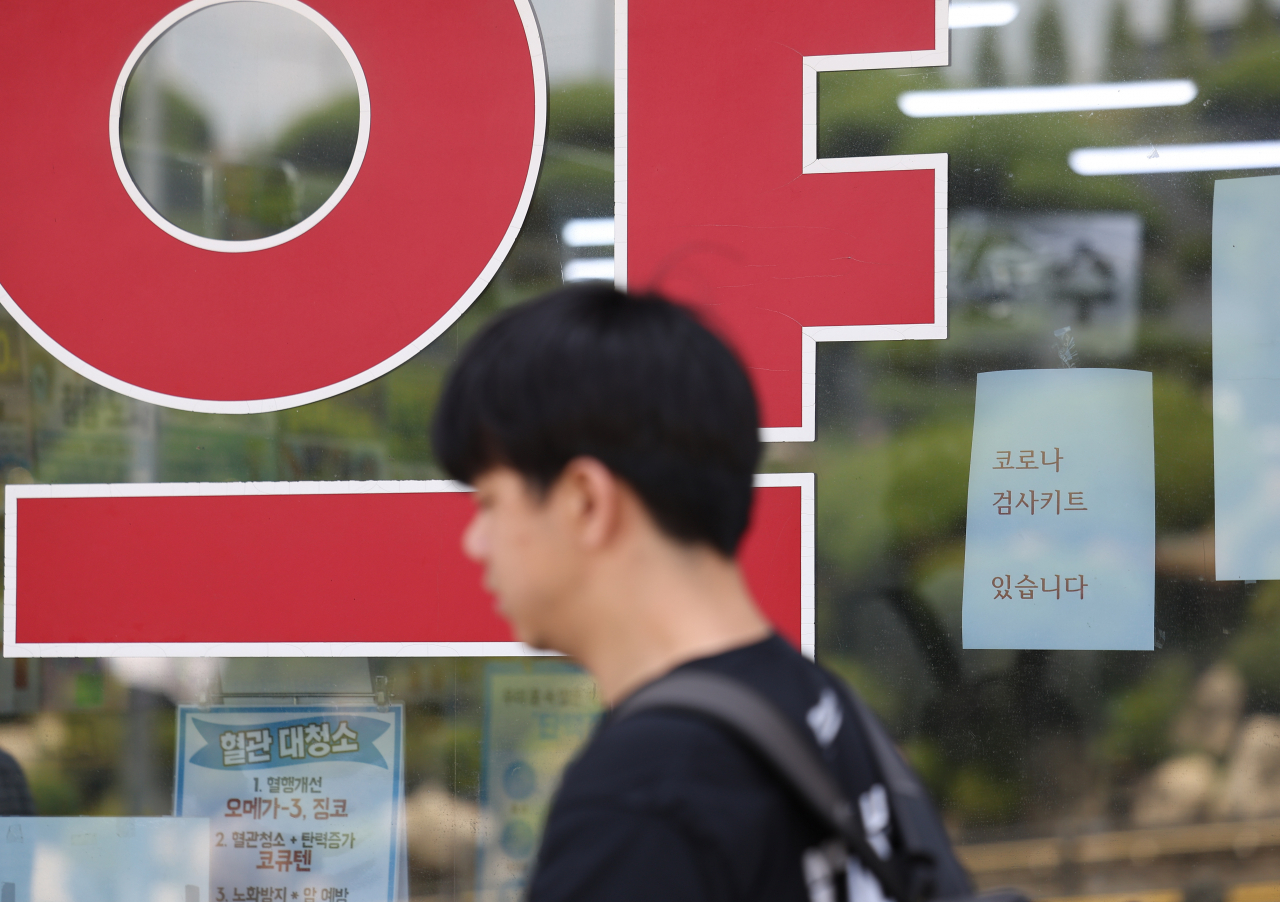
[618,0,948,440]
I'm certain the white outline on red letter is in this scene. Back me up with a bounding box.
[615,0,949,442]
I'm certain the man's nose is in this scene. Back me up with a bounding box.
[462,511,486,562]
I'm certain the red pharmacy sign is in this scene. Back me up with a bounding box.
[620,0,948,439]
[3,477,813,657]
[0,0,545,412]
[0,0,946,656]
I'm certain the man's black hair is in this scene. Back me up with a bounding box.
[432,283,761,557]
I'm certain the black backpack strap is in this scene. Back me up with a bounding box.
[613,670,910,902]
[836,685,973,900]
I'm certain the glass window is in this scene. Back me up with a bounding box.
[117,1,364,246]
[5,2,1280,901]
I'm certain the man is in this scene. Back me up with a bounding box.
[432,284,968,901]
[0,745,35,815]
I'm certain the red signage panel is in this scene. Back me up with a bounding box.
[4,476,813,657]
[0,0,545,413]
[618,0,948,439]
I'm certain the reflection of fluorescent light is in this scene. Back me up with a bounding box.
[561,217,614,247]
[563,258,615,282]
[1070,141,1280,175]
[949,2,1018,28]
[899,79,1197,117]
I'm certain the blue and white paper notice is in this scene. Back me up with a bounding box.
[1213,175,1280,579]
[175,704,404,902]
[477,664,602,902]
[0,817,209,902]
[962,369,1154,650]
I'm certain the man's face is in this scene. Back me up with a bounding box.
[462,466,580,649]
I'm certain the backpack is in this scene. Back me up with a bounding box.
[613,670,1027,902]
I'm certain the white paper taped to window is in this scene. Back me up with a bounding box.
[174,704,405,902]
[1213,174,1280,580]
[0,817,209,902]
[962,369,1154,650]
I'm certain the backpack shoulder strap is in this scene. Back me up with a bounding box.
[613,670,909,902]
[835,683,973,900]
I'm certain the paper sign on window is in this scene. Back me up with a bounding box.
[477,664,602,900]
[0,817,209,902]
[175,705,404,902]
[1213,174,1280,580]
[962,369,1154,650]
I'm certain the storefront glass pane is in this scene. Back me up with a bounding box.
[118,1,363,244]
[6,1,1280,900]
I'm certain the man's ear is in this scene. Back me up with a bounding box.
[556,456,625,550]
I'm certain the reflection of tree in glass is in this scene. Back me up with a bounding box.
[274,94,360,173]
[272,93,360,226]
[119,83,217,235]
[119,85,212,155]
[119,78,359,241]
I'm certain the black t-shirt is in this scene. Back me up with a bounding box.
[0,747,35,816]
[528,635,901,902]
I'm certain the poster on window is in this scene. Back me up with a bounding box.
[1213,174,1280,580]
[0,817,209,902]
[949,211,1142,360]
[962,368,1154,649]
[175,704,404,902]
[476,664,602,902]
